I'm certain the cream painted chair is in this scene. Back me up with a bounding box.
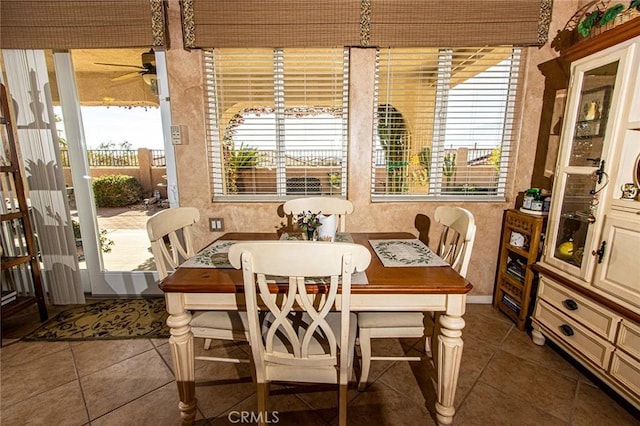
[228,241,371,426]
[146,207,249,364]
[357,206,476,391]
[283,197,354,232]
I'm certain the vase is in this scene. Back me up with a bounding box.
[306,228,316,241]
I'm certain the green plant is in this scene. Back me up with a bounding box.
[92,174,142,207]
[226,143,263,193]
[443,151,457,189]
[378,104,409,193]
[72,219,114,260]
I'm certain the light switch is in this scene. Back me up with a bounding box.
[170,125,186,145]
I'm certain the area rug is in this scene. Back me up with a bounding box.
[23,298,170,341]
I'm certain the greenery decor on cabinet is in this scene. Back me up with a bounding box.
[493,209,546,331]
[577,1,640,38]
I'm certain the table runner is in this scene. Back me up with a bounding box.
[279,232,354,243]
[369,239,449,267]
[180,240,236,268]
[179,238,367,284]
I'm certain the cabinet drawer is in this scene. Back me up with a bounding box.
[610,351,640,401]
[534,300,614,369]
[618,319,640,361]
[538,277,620,341]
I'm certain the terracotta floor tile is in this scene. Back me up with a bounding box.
[479,349,578,421]
[71,339,154,377]
[1,344,76,409]
[80,348,174,420]
[453,381,565,425]
[91,382,202,426]
[1,380,89,425]
[571,381,640,425]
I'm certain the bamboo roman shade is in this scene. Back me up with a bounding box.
[0,0,167,49]
[183,0,361,48]
[367,0,552,47]
[182,0,552,48]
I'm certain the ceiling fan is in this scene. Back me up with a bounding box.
[95,50,158,94]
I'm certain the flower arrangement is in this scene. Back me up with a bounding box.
[296,210,322,231]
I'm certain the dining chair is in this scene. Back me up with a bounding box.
[283,197,354,232]
[146,206,249,364]
[228,241,371,426]
[356,206,476,391]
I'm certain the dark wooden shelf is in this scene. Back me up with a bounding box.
[493,209,547,331]
[0,82,48,323]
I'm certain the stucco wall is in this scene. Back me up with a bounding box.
[164,0,581,298]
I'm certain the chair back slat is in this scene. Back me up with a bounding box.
[435,206,476,277]
[229,241,370,373]
[146,207,200,279]
[283,197,354,232]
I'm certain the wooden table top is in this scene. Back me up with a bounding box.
[159,232,473,295]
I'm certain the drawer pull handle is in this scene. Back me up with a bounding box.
[560,324,574,337]
[562,299,578,311]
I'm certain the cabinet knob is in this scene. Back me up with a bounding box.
[562,299,578,311]
[559,324,574,337]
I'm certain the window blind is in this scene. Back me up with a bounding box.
[372,47,520,200]
[204,48,349,200]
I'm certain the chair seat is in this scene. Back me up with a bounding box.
[191,310,248,331]
[358,312,424,328]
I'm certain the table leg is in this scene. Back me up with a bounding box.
[435,296,466,426]
[165,293,197,425]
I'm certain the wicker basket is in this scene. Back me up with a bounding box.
[588,8,640,38]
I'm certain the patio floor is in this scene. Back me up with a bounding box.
[73,203,164,272]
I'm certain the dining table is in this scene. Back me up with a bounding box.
[160,231,473,426]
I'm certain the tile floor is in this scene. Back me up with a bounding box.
[1,303,639,425]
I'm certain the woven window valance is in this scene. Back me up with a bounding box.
[0,0,167,49]
[182,0,552,48]
[182,0,361,48]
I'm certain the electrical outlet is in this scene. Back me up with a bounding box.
[209,218,224,232]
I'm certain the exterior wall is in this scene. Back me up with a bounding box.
[165,0,581,297]
[61,148,167,197]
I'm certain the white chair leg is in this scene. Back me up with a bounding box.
[203,338,212,350]
[358,328,372,391]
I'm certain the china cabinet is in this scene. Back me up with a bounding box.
[531,21,640,409]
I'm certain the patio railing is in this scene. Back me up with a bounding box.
[60,149,166,167]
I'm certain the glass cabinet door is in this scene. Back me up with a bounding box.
[546,56,622,279]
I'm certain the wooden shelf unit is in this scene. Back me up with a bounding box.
[493,209,546,330]
[0,83,48,323]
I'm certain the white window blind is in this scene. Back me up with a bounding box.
[204,48,349,201]
[372,47,520,200]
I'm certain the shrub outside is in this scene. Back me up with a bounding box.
[93,174,142,207]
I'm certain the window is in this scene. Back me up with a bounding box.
[204,48,349,200]
[372,47,520,200]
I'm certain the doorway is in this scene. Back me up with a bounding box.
[53,48,176,296]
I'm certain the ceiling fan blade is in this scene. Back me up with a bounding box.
[95,62,146,70]
[111,71,141,81]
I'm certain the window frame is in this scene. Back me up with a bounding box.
[371,47,521,202]
[204,48,350,202]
